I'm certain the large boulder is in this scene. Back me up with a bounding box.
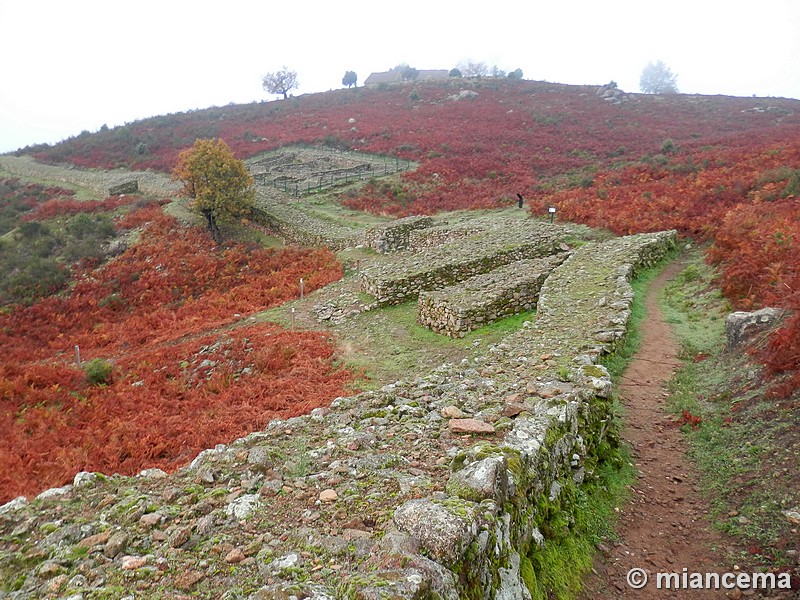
[725,307,784,350]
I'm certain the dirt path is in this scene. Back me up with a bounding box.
[582,261,732,599]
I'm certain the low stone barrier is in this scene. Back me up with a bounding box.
[407,223,482,250]
[251,189,363,250]
[418,253,568,337]
[360,221,571,306]
[0,156,180,198]
[0,230,677,600]
[364,215,434,253]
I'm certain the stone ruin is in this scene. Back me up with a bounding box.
[0,217,677,599]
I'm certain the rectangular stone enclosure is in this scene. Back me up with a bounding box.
[418,254,568,337]
[360,224,569,306]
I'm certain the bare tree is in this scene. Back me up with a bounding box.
[393,63,418,82]
[263,67,299,99]
[639,60,679,94]
[457,60,488,78]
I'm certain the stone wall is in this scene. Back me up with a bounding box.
[0,156,180,198]
[360,222,572,306]
[108,180,139,195]
[250,190,363,250]
[407,223,482,250]
[0,229,678,600]
[364,216,434,253]
[417,253,568,337]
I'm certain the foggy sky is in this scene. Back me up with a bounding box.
[1,0,799,153]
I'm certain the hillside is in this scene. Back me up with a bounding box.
[13,79,800,392]
[0,79,798,598]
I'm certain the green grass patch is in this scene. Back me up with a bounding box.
[343,302,538,390]
[0,165,98,201]
[292,194,390,229]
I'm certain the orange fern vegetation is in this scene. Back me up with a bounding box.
[529,140,800,397]
[0,201,351,502]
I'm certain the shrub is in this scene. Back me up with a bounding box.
[0,257,69,305]
[84,358,113,385]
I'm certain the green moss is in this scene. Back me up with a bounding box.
[38,522,59,534]
[65,544,89,561]
[450,452,468,472]
[471,442,505,461]
[529,531,592,599]
[524,455,634,599]
[5,573,26,592]
[542,424,567,451]
[520,554,538,591]
[581,365,606,378]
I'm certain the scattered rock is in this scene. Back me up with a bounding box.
[137,468,168,479]
[319,489,338,502]
[121,555,147,570]
[725,307,784,349]
[103,531,128,558]
[225,494,262,520]
[782,508,800,525]
[170,525,193,548]
[174,570,205,590]
[441,405,467,419]
[79,530,111,548]
[447,456,508,503]
[448,418,495,435]
[502,403,527,418]
[224,548,246,564]
[139,513,162,528]
[393,498,477,567]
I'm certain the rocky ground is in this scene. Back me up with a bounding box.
[0,225,676,598]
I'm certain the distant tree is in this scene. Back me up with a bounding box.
[639,60,679,94]
[172,139,255,245]
[262,67,299,99]
[508,68,524,80]
[342,70,358,88]
[490,65,506,78]
[394,64,419,82]
[449,68,462,78]
[457,60,488,78]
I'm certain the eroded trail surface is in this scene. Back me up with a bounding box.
[583,262,731,599]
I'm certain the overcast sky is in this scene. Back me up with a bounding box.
[1,0,799,154]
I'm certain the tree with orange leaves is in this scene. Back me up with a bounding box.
[172,138,255,244]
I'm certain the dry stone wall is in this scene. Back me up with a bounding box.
[407,223,483,250]
[418,253,569,337]
[364,216,434,253]
[360,222,572,306]
[251,189,363,250]
[0,229,677,600]
[0,156,180,198]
